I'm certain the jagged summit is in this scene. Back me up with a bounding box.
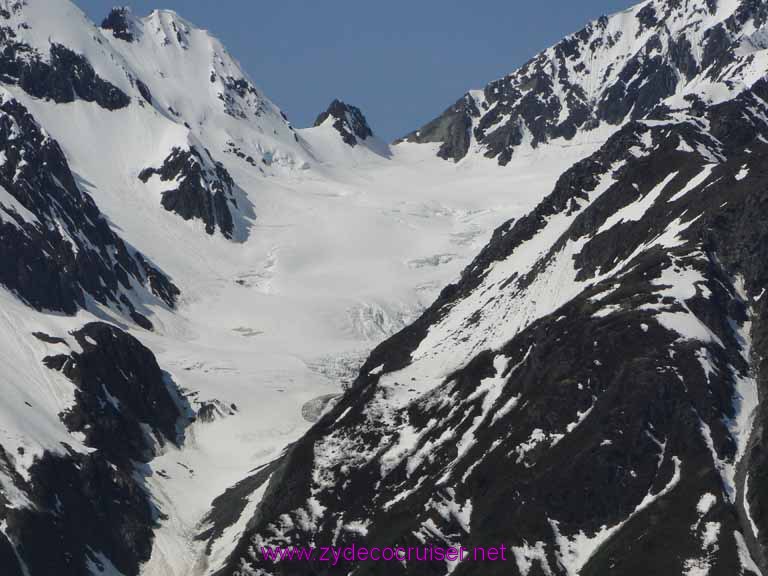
[401,0,768,164]
[314,99,374,146]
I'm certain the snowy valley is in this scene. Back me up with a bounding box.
[0,0,768,575]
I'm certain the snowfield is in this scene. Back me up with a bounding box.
[4,0,768,574]
[0,3,606,573]
[118,136,601,576]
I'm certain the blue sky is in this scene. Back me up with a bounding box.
[76,0,636,141]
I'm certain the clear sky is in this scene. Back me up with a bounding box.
[75,0,637,141]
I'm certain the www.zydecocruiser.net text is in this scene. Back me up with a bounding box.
[261,544,511,565]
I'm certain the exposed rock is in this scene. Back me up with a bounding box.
[196,399,238,423]
[139,146,238,239]
[0,33,130,110]
[398,93,480,162]
[0,322,194,576]
[214,75,768,576]
[400,0,768,165]
[314,99,374,147]
[135,77,152,103]
[0,94,178,323]
[6,451,156,576]
[44,322,192,463]
[196,457,283,555]
[101,7,137,43]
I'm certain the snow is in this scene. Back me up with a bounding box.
[702,522,720,550]
[734,531,765,576]
[0,288,95,481]
[698,416,736,501]
[697,493,717,516]
[0,183,39,227]
[87,552,124,576]
[515,429,549,464]
[405,161,623,375]
[565,402,595,433]
[511,541,553,576]
[744,473,760,541]
[437,354,510,482]
[668,164,717,203]
[649,264,724,345]
[0,0,765,573]
[550,456,681,575]
[432,489,472,534]
[0,2,614,568]
[683,518,720,576]
[597,170,678,233]
[0,14,605,576]
[726,279,760,499]
[677,139,695,153]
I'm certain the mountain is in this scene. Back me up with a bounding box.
[299,99,392,163]
[222,87,768,575]
[400,0,768,165]
[211,1,768,576]
[1,0,768,575]
[0,1,563,574]
[314,100,374,147]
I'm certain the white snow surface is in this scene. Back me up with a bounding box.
[0,2,612,575]
[1,1,766,574]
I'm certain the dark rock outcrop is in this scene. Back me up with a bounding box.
[0,323,193,576]
[139,146,239,239]
[101,7,137,43]
[0,19,130,110]
[314,99,373,147]
[44,322,191,463]
[7,451,156,576]
[0,94,178,324]
[397,93,481,162]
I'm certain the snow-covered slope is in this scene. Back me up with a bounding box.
[2,0,768,575]
[299,99,392,165]
[219,71,768,576]
[0,1,605,575]
[400,0,768,165]
[0,0,311,244]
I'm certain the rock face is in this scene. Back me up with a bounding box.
[0,92,178,325]
[101,7,138,43]
[215,78,768,576]
[139,146,239,239]
[396,93,481,161]
[44,322,191,462]
[0,10,130,110]
[401,0,768,165]
[314,99,374,146]
[1,323,192,576]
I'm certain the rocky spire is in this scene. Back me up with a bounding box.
[314,99,373,146]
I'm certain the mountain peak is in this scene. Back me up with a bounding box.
[399,0,761,165]
[313,99,373,146]
[100,6,139,42]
